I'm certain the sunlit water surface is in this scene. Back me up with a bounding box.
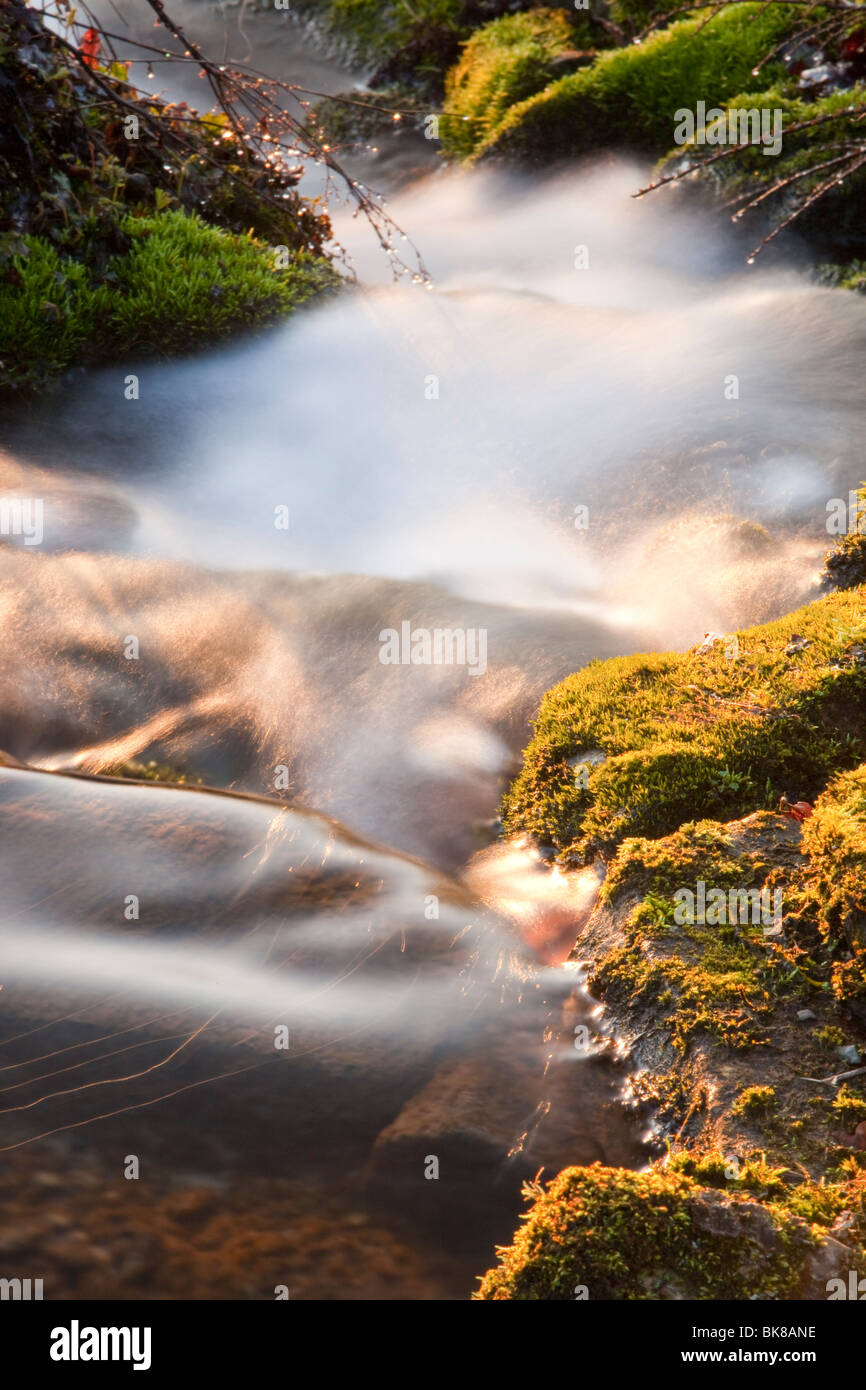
[2,2,866,1299]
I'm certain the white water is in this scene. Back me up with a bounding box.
[3,2,866,1297]
[3,160,863,864]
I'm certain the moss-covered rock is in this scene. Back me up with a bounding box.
[590,815,807,1050]
[0,211,338,390]
[478,794,866,1299]
[658,85,866,263]
[466,3,810,162]
[503,586,866,864]
[440,9,599,159]
[487,550,866,1297]
[569,797,866,1144]
[818,261,866,295]
[608,0,674,35]
[476,1162,863,1299]
[800,765,866,1008]
[311,0,463,66]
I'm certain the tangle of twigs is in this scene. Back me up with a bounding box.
[30,0,429,282]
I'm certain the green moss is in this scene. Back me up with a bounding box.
[670,1151,787,1196]
[322,0,410,61]
[0,237,108,387]
[468,3,810,162]
[732,1085,777,1117]
[602,818,755,905]
[440,10,595,159]
[107,210,337,355]
[0,211,338,389]
[609,0,674,33]
[474,1163,828,1299]
[800,769,866,1005]
[593,904,780,1048]
[503,586,866,864]
[585,814,821,1049]
[819,261,866,295]
[832,1086,866,1126]
[660,86,866,262]
[814,1025,847,1048]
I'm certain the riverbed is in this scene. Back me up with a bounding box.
[2,0,865,1299]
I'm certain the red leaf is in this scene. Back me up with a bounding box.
[81,28,100,69]
[841,27,866,58]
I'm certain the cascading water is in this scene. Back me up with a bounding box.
[2,0,866,1299]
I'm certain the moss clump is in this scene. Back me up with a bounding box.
[503,586,866,864]
[800,766,866,1006]
[474,1164,832,1299]
[0,236,105,385]
[468,3,809,162]
[102,211,336,355]
[608,0,675,34]
[814,1024,847,1049]
[833,1086,866,1126]
[732,1085,777,1117]
[440,10,597,160]
[601,817,758,905]
[0,211,338,389]
[593,936,777,1050]
[322,0,461,62]
[669,1151,786,1194]
[818,261,866,295]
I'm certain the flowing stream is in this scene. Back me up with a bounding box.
[2,1,866,1299]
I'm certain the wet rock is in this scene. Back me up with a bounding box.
[798,1235,857,1299]
[367,1050,542,1195]
[123,171,152,203]
[687,1190,789,1254]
